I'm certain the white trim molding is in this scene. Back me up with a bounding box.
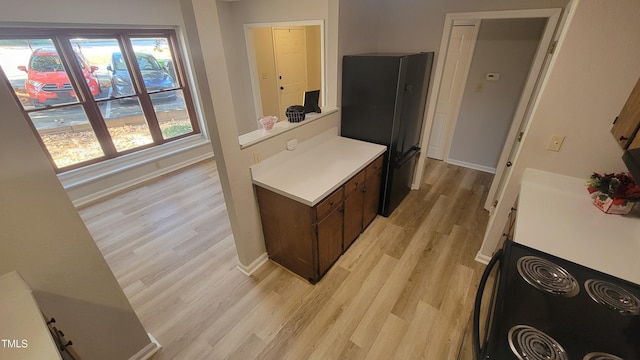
[474,251,491,265]
[129,333,161,360]
[236,252,269,276]
[446,158,496,174]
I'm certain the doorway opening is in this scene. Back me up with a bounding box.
[244,20,324,123]
[415,9,562,213]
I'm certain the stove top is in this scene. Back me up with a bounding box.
[482,241,640,359]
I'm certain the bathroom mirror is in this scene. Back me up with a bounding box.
[244,20,325,124]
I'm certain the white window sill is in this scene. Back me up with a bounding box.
[58,134,211,190]
[238,107,338,149]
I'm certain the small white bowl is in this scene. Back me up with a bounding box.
[258,116,278,131]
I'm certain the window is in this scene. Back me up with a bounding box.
[0,29,200,172]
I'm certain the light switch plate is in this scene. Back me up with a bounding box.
[547,135,565,152]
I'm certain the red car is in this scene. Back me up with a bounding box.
[18,48,100,106]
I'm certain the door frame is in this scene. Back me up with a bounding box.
[413,8,562,192]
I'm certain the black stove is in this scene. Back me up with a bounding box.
[474,240,640,359]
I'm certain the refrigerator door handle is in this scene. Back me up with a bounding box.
[394,147,420,168]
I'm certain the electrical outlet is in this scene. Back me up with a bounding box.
[547,135,565,152]
[253,152,261,164]
[286,138,297,151]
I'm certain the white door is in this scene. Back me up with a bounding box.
[273,28,308,120]
[427,24,477,160]
[484,33,561,211]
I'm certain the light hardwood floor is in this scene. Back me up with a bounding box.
[79,158,493,360]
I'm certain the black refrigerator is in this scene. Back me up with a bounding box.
[341,52,434,217]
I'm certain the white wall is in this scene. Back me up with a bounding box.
[374,0,568,54]
[0,0,180,25]
[217,0,335,135]
[0,62,150,360]
[184,0,341,273]
[338,0,384,56]
[448,18,546,171]
[336,0,385,107]
[252,27,280,118]
[480,0,640,258]
[0,1,194,357]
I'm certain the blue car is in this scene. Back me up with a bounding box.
[108,52,176,102]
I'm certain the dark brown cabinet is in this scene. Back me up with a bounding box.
[611,76,640,149]
[317,202,344,276]
[343,155,383,249]
[363,155,383,227]
[255,155,383,283]
[343,171,365,249]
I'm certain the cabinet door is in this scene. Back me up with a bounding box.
[317,205,344,276]
[363,157,383,226]
[612,77,640,149]
[344,182,365,250]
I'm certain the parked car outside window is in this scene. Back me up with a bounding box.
[17,48,101,106]
[108,52,176,102]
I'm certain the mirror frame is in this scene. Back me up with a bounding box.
[244,20,325,119]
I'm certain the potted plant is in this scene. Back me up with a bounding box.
[587,172,640,214]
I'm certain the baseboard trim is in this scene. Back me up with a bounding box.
[446,158,496,174]
[475,251,492,265]
[236,253,269,276]
[129,333,161,360]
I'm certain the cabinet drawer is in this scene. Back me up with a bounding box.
[366,156,384,178]
[345,170,365,196]
[315,187,344,220]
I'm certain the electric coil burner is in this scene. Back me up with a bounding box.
[474,240,640,359]
[585,279,640,315]
[508,325,567,360]
[517,256,579,297]
[583,352,624,360]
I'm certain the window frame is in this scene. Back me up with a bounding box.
[0,27,201,173]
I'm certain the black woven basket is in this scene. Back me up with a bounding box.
[286,105,306,123]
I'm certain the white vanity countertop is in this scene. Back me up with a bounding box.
[516,168,640,284]
[250,128,386,206]
[0,271,61,360]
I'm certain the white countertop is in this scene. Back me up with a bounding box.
[516,168,640,285]
[0,271,61,360]
[250,128,386,206]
